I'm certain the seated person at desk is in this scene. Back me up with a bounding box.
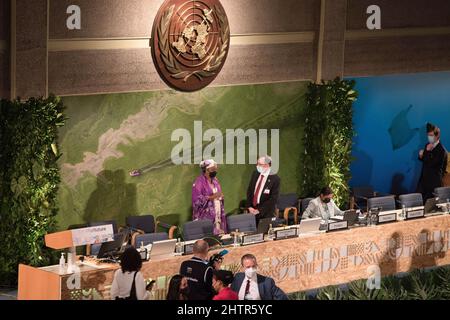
[110,247,150,300]
[303,187,343,220]
[231,254,288,300]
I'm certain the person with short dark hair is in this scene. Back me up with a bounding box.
[417,123,448,200]
[303,187,344,219]
[212,270,238,300]
[246,155,281,224]
[110,247,149,300]
[166,274,189,300]
[179,240,214,300]
[231,254,287,300]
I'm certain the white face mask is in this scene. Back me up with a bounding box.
[428,135,436,144]
[245,267,257,279]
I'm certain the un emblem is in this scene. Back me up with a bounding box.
[151,0,230,92]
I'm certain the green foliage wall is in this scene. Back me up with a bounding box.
[0,96,66,285]
[300,78,358,207]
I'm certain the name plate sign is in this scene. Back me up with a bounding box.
[377,213,397,224]
[275,228,298,240]
[406,209,425,220]
[242,233,264,245]
[327,220,348,232]
[71,225,114,246]
[183,242,195,255]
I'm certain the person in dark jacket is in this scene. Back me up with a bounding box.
[417,123,448,200]
[246,155,280,224]
[179,240,214,300]
[231,254,288,300]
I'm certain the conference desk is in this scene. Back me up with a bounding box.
[18,213,450,300]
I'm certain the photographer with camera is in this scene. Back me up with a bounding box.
[179,240,229,300]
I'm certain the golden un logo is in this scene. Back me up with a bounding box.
[151,0,230,92]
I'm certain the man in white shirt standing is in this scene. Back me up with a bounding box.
[303,186,344,220]
[231,254,288,300]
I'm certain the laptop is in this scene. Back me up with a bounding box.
[149,239,177,259]
[424,198,439,213]
[257,217,276,234]
[97,232,127,259]
[297,217,322,234]
[342,210,358,226]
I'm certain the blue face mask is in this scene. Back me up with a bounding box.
[428,136,436,144]
[257,166,266,174]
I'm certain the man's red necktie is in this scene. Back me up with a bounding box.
[252,175,264,207]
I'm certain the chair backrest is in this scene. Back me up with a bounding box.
[277,193,299,211]
[89,220,118,234]
[227,214,257,233]
[398,193,423,208]
[300,198,313,213]
[434,187,450,201]
[126,215,155,233]
[182,220,214,241]
[367,196,396,212]
[134,232,168,247]
[351,186,375,198]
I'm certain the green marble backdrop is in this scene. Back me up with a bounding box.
[57,81,308,230]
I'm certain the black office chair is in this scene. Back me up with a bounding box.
[227,214,257,233]
[350,186,377,211]
[134,233,169,247]
[276,193,300,225]
[434,187,450,203]
[398,193,423,208]
[182,220,214,241]
[367,196,396,212]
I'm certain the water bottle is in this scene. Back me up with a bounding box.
[267,224,275,240]
[367,210,372,226]
[175,238,183,255]
[233,229,239,247]
[139,241,147,260]
[59,252,66,275]
[446,199,450,214]
[401,204,407,220]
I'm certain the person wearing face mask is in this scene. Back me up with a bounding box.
[192,159,227,235]
[303,187,344,220]
[231,254,288,300]
[246,155,281,224]
[212,270,238,300]
[417,123,448,201]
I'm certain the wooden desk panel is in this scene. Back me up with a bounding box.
[19,214,450,300]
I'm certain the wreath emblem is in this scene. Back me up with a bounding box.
[151,0,230,92]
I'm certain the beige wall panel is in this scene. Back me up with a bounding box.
[347,0,450,30]
[49,0,319,39]
[15,0,47,98]
[344,35,450,77]
[48,42,314,96]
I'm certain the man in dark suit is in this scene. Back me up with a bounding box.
[231,254,288,300]
[417,123,448,201]
[246,155,280,223]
